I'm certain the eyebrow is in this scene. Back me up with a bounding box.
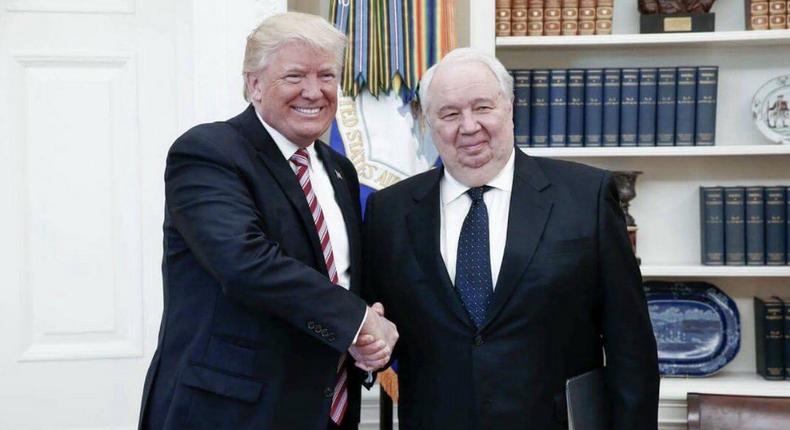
[436,96,498,112]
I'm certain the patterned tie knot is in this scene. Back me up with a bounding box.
[290,148,310,168]
[467,186,491,205]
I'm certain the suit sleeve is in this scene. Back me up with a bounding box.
[165,130,367,353]
[597,172,660,430]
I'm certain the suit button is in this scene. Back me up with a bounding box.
[307,321,315,329]
[328,335,336,342]
[320,328,329,336]
[324,387,334,398]
[474,335,484,346]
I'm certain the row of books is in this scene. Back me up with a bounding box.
[755,297,790,380]
[700,186,790,266]
[495,0,613,36]
[745,0,790,30]
[510,67,718,148]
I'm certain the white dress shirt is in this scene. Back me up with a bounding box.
[440,149,515,289]
[258,116,352,292]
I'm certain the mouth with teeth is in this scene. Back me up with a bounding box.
[292,106,322,116]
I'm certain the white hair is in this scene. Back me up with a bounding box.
[418,48,514,118]
[242,12,346,101]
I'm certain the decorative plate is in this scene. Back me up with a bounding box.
[644,281,740,377]
[751,74,790,144]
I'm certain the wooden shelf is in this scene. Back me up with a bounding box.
[497,30,790,50]
[519,145,790,158]
[640,265,790,278]
[660,372,790,400]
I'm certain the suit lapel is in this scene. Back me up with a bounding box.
[234,105,327,273]
[482,151,553,331]
[406,168,475,328]
[314,142,362,294]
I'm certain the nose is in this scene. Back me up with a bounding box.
[458,111,481,134]
[300,76,322,100]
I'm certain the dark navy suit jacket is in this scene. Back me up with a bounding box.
[139,105,367,430]
[363,150,660,430]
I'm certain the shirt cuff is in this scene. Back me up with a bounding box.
[352,307,369,345]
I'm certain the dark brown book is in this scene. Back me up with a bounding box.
[545,7,562,21]
[528,21,545,35]
[580,6,597,20]
[497,0,513,36]
[545,20,562,34]
[746,0,770,29]
[595,18,612,34]
[512,0,529,35]
[562,20,579,34]
[769,14,787,28]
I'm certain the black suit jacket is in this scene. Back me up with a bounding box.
[363,150,659,430]
[139,105,367,430]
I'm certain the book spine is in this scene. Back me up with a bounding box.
[749,1,770,29]
[675,66,697,146]
[695,66,718,146]
[584,69,603,147]
[528,0,545,35]
[567,69,585,147]
[531,70,551,147]
[700,186,725,265]
[787,186,790,265]
[602,68,621,147]
[619,68,639,147]
[784,299,790,379]
[549,69,567,147]
[545,0,562,35]
[656,67,677,146]
[579,0,597,36]
[496,0,513,36]
[754,297,786,380]
[637,67,657,147]
[562,0,579,35]
[769,0,788,29]
[725,186,746,265]
[512,0,529,36]
[746,186,766,265]
[765,186,788,265]
[595,0,613,34]
[513,70,531,147]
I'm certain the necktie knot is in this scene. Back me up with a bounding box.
[467,186,491,204]
[290,148,310,168]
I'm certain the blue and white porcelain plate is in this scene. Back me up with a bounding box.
[644,281,740,377]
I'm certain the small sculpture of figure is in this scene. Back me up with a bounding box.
[768,94,789,128]
[639,0,715,14]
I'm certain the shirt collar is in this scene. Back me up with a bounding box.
[255,109,317,166]
[441,148,516,206]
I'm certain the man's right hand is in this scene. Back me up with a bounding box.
[348,302,398,371]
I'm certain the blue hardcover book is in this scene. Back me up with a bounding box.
[725,186,746,266]
[675,66,697,146]
[584,69,603,147]
[513,70,531,147]
[530,70,550,147]
[781,298,790,378]
[549,69,568,147]
[567,69,585,147]
[637,68,657,147]
[746,186,766,265]
[602,68,621,147]
[787,186,790,266]
[700,186,725,265]
[656,67,677,146]
[619,68,639,147]
[695,66,718,146]
[765,186,787,265]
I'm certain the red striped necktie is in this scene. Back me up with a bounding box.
[289,148,348,425]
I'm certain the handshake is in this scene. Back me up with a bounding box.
[348,303,399,372]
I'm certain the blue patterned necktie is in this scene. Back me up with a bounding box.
[455,186,493,328]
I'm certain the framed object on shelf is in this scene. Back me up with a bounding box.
[752,74,790,144]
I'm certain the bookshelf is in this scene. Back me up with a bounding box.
[468,1,790,428]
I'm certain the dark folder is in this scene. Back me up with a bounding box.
[566,368,610,430]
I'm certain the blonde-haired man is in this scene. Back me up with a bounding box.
[139,13,397,430]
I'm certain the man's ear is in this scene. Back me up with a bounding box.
[245,72,262,102]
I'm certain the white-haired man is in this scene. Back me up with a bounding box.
[363,48,659,429]
[139,12,397,430]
